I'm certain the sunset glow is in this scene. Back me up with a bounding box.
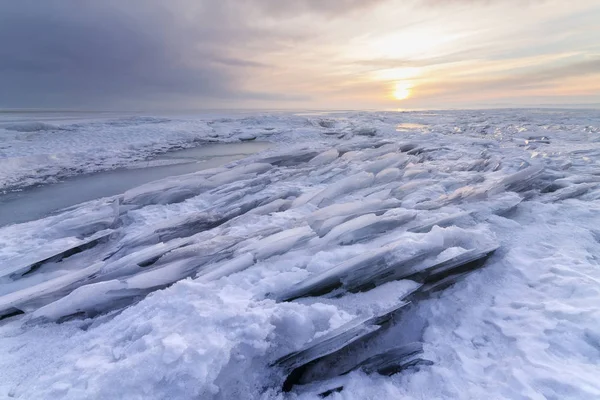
[393,82,412,100]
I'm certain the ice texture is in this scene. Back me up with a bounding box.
[1,109,600,400]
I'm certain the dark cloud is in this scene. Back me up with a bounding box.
[0,0,302,109]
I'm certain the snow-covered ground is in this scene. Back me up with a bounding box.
[1,109,600,399]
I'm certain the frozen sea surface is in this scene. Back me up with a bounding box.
[0,141,270,227]
[0,109,600,399]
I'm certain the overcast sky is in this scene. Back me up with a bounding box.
[1,0,599,110]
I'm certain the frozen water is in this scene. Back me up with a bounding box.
[1,109,600,399]
[0,142,270,226]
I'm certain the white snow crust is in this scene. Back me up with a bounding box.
[1,109,600,399]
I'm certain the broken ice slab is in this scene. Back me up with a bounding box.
[206,163,272,186]
[308,171,375,207]
[0,230,113,279]
[491,164,544,195]
[122,163,272,207]
[31,256,210,322]
[259,150,320,167]
[46,198,119,238]
[309,149,340,166]
[308,198,403,236]
[30,235,252,321]
[206,175,273,198]
[245,198,292,216]
[335,141,393,155]
[274,302,410,376]
[152,212,233,243]
[390,179,436,200]
[242,226,316,260]
[353,127,377,137]
[403,245,498,285]
[290,344,432,397]
[322,211,416,246]
[303,343,429,394]
[540,183,598,203]
[273,244,434,302]
[275,241,498,302]
[363,153,409,175]
[277,261,484,393]
[407,211,474,233]
[122,174,211,207]
[276,303,422,392]
[340,245,497,295]
[117,202,262,249]
[0,261,105,318]
[345,342,429,376]
[196,253,255,282]
[375,167,402,184]
[97,238,193,280]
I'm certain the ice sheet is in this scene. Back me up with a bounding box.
[1,109,600,400]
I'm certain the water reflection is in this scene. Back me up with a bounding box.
[396,122,428,131]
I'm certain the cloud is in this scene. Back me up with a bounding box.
[412,58,600,103]
[0,0,597,109]
[243,0,388,17]
[0,0,299,109]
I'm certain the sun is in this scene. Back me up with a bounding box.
[393,82,412,100]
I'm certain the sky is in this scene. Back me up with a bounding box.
[1,0,599,110]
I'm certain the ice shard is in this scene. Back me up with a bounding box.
[308,172,375,207]
[0,230,113,279]
[322,211,416,245]
[276,240,497,302]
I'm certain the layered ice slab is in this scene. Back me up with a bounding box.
[1,109,600,400]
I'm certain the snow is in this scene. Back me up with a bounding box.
[1,108,600,399]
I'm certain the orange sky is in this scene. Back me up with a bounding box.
[228,0,600,109]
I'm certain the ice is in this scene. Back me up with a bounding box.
[243,226,316,260]
[0,230,113,279]
[375,167,402,184]
[275,314,382,376]
[121,163,272,207]
[276,299,430,391]
[308,198,403,236]
[307,171,375,207]
[260,149,320,167]
[245,198,292,216]
[2,109,600,400]
[32,257,210,322]
[276,229,496,303]
[0,261,104,318]
[346,343,428,375]
[322,211,415,245]
[273,239,434,302]
[45,199,120,237]
[493,164,544,194]
[540,182,598,202]
[207,163,272,185]
[308,149,339,166]
[122,173,212,206]
[292,343,429,395]
[147,212,234,243]
[197,253,255,282]
[99,238,193,279]
[363,153,408,174]
[3,121,62,133]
